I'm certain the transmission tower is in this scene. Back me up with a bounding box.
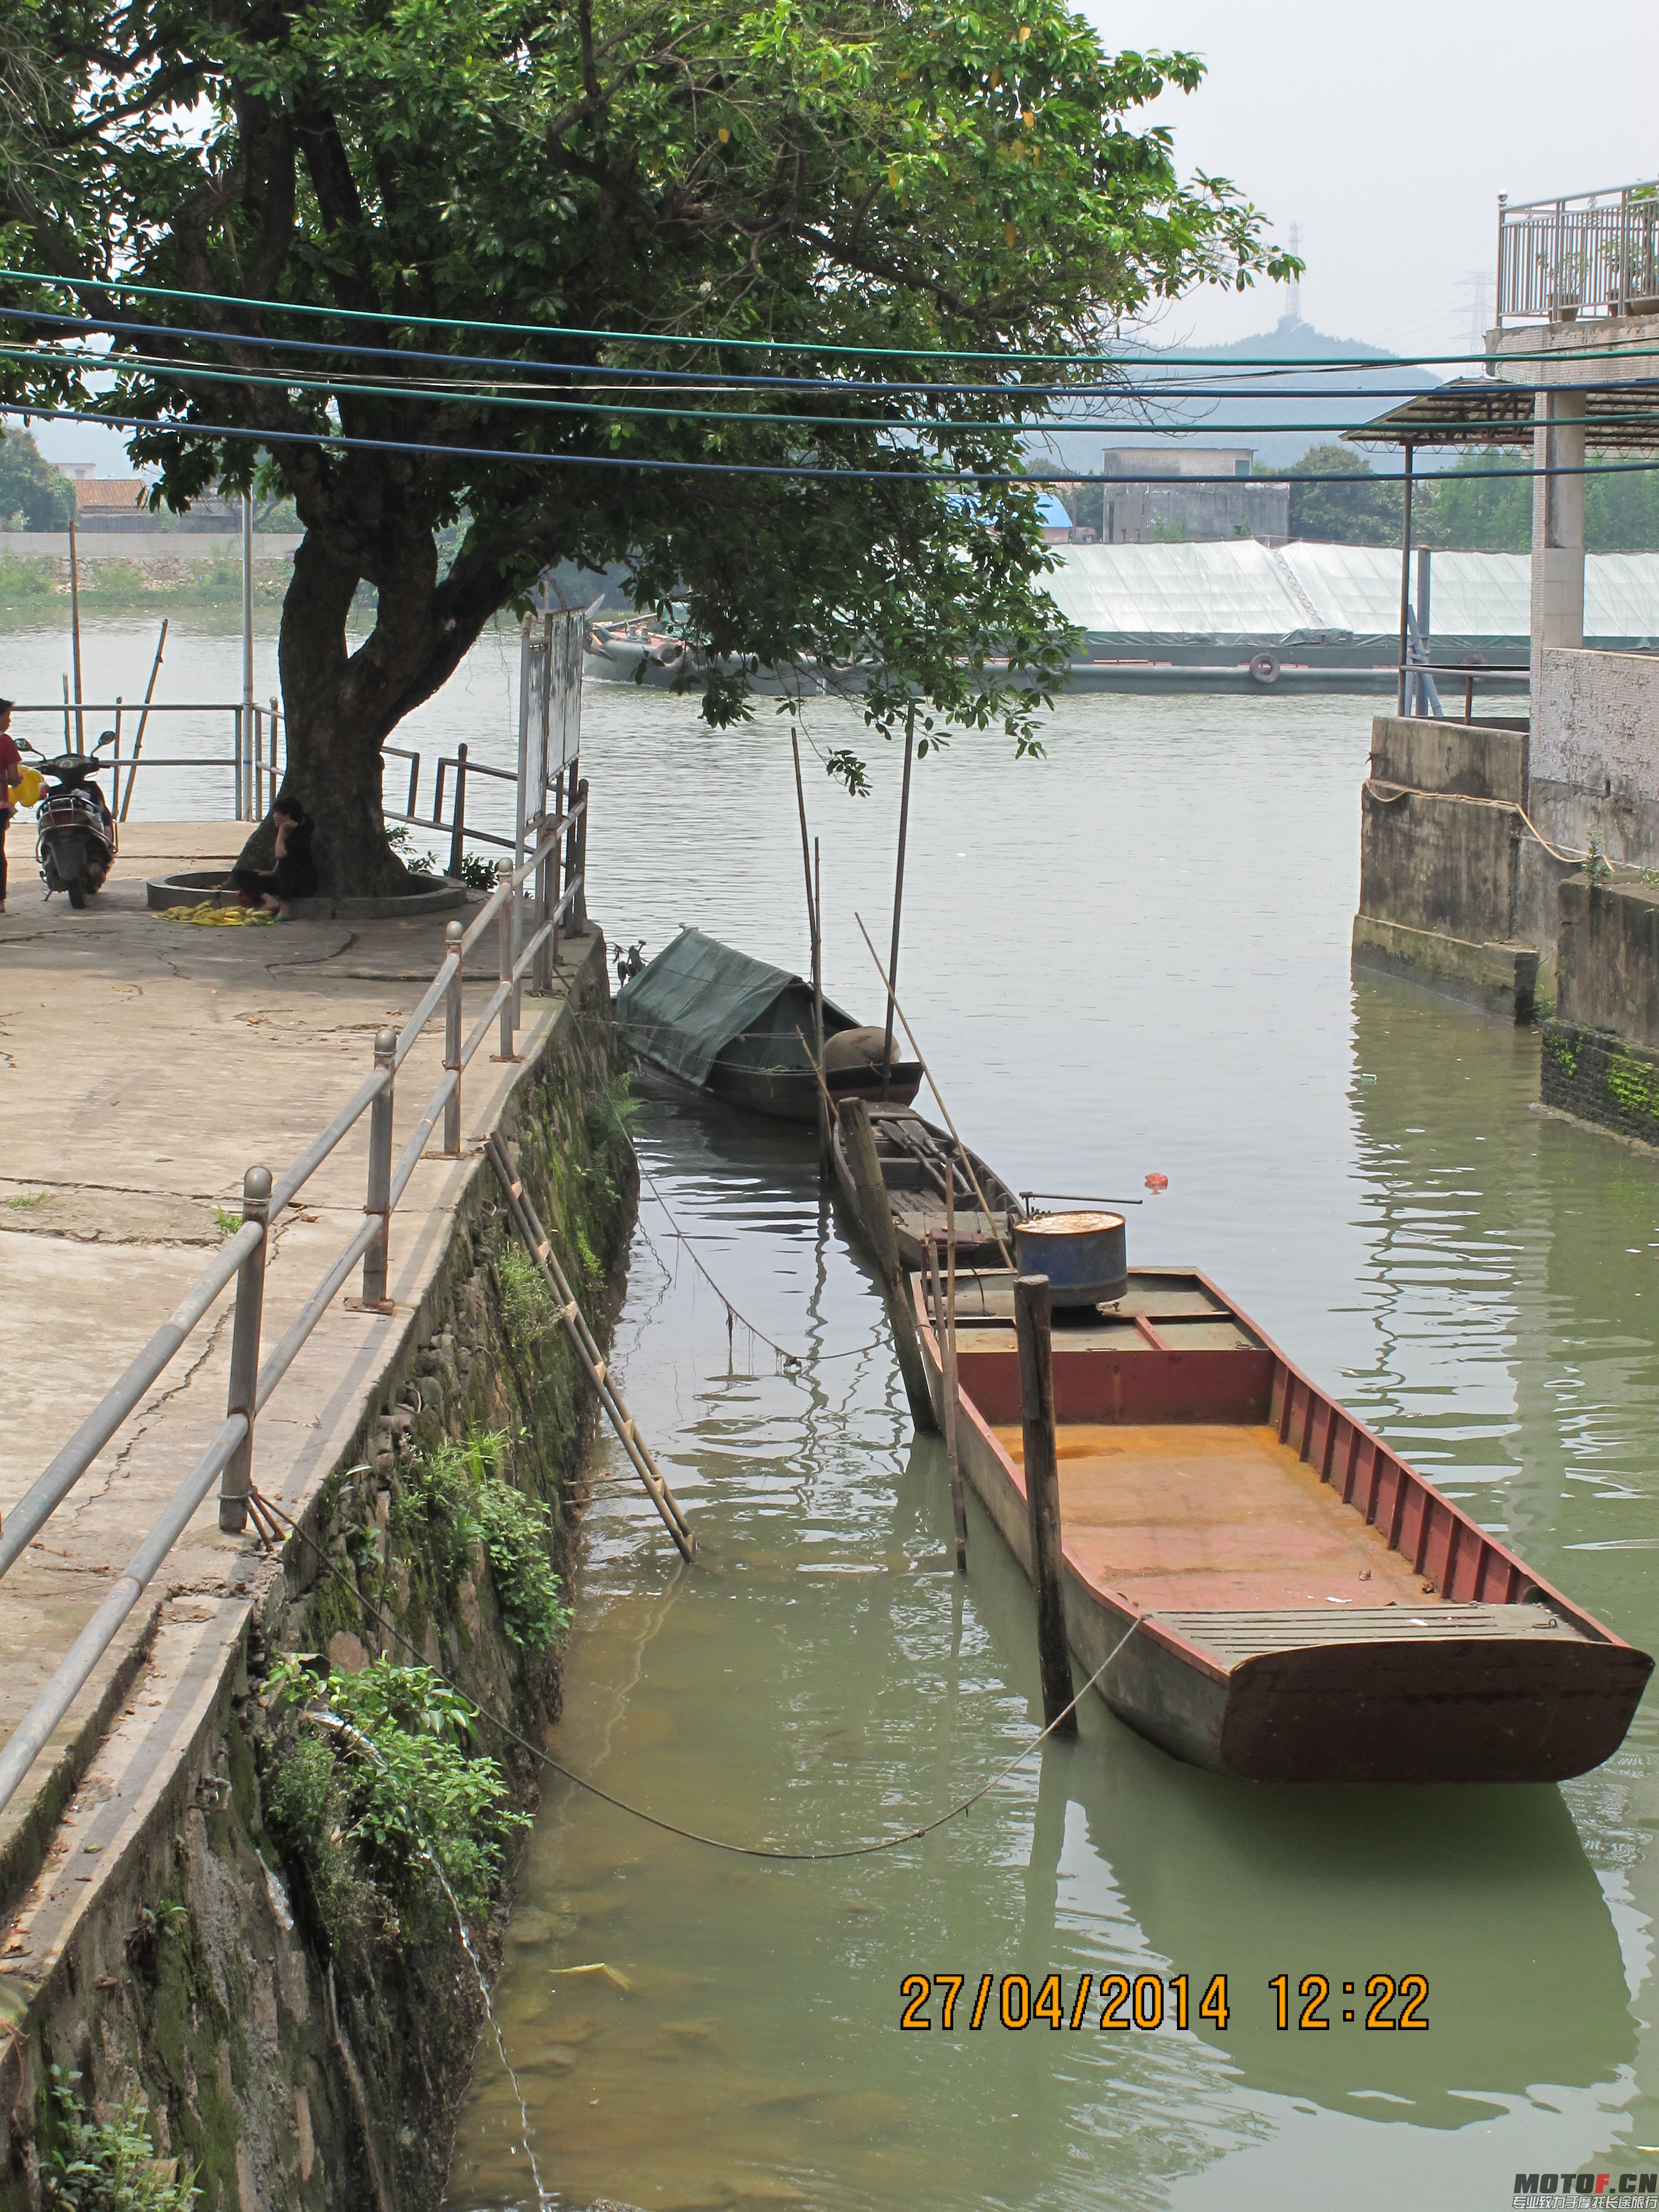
[1454,269,1492,359]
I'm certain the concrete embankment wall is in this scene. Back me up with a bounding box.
[1534,648,1659,871]
[0,949,635,2212]
[1543,880,1659,1145]
[1351,714,1574,1018]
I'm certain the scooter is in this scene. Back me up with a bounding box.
[32,729,118,908]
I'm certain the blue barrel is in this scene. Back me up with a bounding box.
[1013,1211,1128,1307]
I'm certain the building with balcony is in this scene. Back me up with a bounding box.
[1347,178,1659,1143]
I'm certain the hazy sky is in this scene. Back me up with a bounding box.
[1106,0,1659,357]
[30,0,1659,470]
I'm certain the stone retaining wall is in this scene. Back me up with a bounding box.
[1,953,637,2212]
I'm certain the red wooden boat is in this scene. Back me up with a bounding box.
[914,1266,1652,1784]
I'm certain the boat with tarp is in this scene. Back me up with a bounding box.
[615,927,920,1124]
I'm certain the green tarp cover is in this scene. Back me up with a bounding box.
[615,927,854,1085]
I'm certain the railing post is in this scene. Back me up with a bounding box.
[219,1165,272,1533]
[495,859,518,1062]
[359,1028,397,1310]
[233,703,244,820]
[448,742,469,880]
[574,774,589,934]
[253,704,263,816]
[535,805,555,995]
[443,920,464,1156]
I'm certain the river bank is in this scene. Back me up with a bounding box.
[0,834,634,2211]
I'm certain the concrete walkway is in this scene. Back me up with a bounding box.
[0,824,603,1993]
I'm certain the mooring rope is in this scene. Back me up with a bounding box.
[1361,776,1595,867]
[572,1013,887,1372]
[247,1484,1134,1862]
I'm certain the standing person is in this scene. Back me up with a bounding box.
[0,698,22,917]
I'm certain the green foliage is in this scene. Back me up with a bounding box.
[1279,444,1403,548]
[497,1245,554,1350]
[394,1428,569,1651]
[0,0,1294,874]
[384,822,437,876]
[210,1205,239,1239]
[263,1732,377,1949]
[452,850,497,891]
[0,427,73,530]
[45,2065,198,2212]
[1606,1052,1659,1121]
[474,1478,569,1652]
[0,549,56,597]
[5,1188,47,1208]
[266,1656,525,1919]
[1426,449,1659,554]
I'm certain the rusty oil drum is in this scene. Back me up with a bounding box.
[1013,1210,1128,1307]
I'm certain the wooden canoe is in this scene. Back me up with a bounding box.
[831,1103,1024,1269]
[913,1266,1652,1785]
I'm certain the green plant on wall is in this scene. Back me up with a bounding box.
[1606,1053,1659,1122]
[392,1429,570,1653]
[497,1245,555,1351]
[44,2064,199,2212]
[265,1656,525,1925]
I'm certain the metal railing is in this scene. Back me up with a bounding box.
[12,698,286,823]
[1497,181,1659,326]
[0,784,589,1822]
[381,742,522,875]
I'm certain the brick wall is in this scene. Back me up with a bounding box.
[1540,1019,1659,1146]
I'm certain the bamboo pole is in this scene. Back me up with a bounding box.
[942,1185,968,1572]
[788,728,828,1164]
[853,911,1016,1273]
[813,837,827,1168]
[880,706,916,1100]
[67,507,84,752]
[118,618,169,823]
[1014,1273,1076,1736]
[838,1098,937,1433]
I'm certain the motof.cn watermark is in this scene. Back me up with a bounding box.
[1512,2176,1658,2210]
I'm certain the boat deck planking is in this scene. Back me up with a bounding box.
[991,1419,1463,1617]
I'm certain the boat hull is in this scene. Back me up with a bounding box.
[706,1057,922,1124]
[917,1272,1652,1785]
[830,1105,1022,1269]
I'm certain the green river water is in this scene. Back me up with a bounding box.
[8,625,1657,2210]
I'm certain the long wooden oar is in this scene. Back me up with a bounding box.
[853,912,1015,1273]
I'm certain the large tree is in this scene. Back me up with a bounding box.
[1,0,1291,894]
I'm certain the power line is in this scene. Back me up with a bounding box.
[12,263,1659,374]
[0,300,1574,404]
[12,395,1659,486]
[16,336,1657,445]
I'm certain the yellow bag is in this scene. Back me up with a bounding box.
[8,766,42,808]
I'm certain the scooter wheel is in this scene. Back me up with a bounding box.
[67,880,87,910]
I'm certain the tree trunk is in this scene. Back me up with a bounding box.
[235,484,553,900]
[266,532,413,898]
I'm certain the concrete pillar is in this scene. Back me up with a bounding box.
[1530,390,1586,716]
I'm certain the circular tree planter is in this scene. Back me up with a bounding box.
[146,870,469,919]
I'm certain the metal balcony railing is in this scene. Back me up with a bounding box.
[1497,181,1659,327]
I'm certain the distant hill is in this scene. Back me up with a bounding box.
[1025,315,1441,480]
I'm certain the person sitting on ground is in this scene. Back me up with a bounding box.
[230,795,317,918]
